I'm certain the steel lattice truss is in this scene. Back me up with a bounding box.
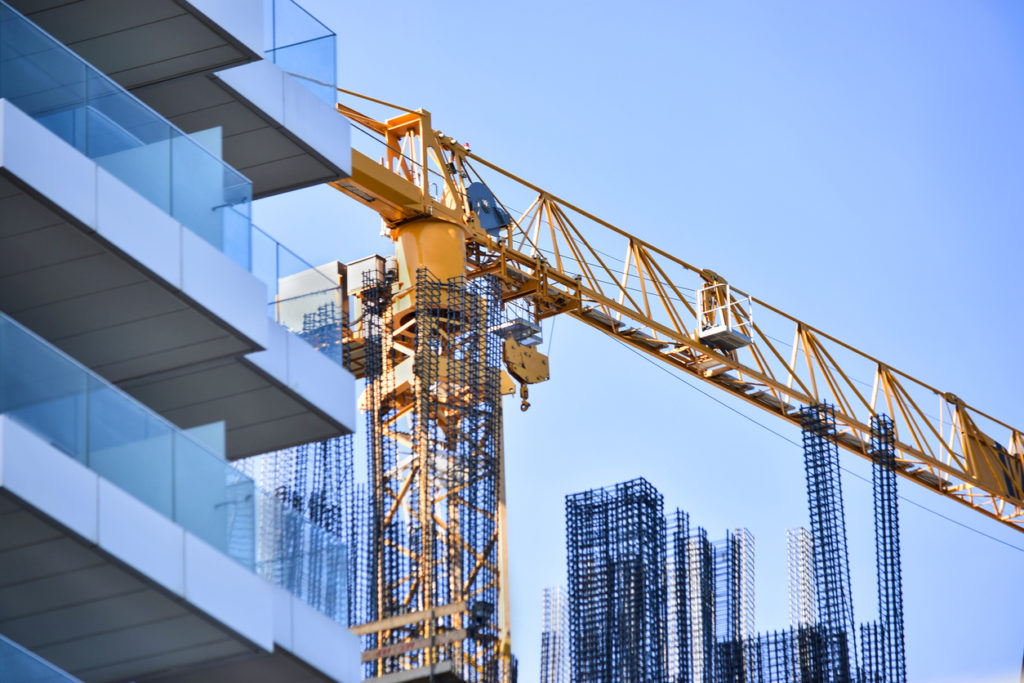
[331,96,1024,534]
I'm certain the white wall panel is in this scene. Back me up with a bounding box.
[95,168,183,289]
[181,228,268,348]
[285,333,355,430]
[289,594,362,683]
[0,100,97,230]
[0,417,98,544]
[97,479,185,596]
[184,532,274,650]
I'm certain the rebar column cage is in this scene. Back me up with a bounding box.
[667,509,692,682]
[539,586,569,683]
[690,528,715,683]
[713,529,755,682]
[869,414,906,683]
[741,626,827,682]
[786,528,817,629]
[800,403,856,682]
[358,268,505,681]
[566,478,668,682]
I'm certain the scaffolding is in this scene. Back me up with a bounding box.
[801,403,856,682]
[357,269,506,681]
[566,478,667,682]
[786,528,817,629]
[539,587,568,683]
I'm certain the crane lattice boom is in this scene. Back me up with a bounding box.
[328,88,1023,682]
[332,93,1024,533]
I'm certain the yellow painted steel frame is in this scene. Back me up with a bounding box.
[332,93,1024,535]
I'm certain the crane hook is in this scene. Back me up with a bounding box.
[519,385,530,412]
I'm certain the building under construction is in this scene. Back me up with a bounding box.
[562,404,906,682]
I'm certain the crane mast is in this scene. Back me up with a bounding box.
[332,91,1024,680]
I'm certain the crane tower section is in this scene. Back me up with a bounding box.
[354,259,510,679]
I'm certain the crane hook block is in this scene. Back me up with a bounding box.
[503,337,550,386]
[467,182,512,237]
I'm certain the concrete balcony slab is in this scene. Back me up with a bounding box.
[6,0,262,90]
[133,59,351,198]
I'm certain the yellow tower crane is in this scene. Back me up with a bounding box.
[329,88,1024,682]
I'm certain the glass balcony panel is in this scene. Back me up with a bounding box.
[253,489,346,621]
[250,225,279,293]
[264,0,336,104]
[0,319,87,461]
[270,36,335,104]
[0,1,253,260]
[222,206,253,271]
[277,241,314,281]
[273,289,345,365]
[253,224,347,367]
[171,128,229,250]
[0,6,88,151]
[0,313,348,623]
[174,432,255,567]
[87,82,172,212]
[0,633,80,683]
[86,376,173,517]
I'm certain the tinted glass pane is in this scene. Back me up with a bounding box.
[87,377,173,516]
[174,432,254,566]
[0,319,87,460]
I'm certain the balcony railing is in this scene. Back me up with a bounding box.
[264,0,337,104]
[0,1,253,269]
[0,633,80,683]
[0,314,347,623]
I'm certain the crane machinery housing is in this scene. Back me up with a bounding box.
[318,86,1024,682]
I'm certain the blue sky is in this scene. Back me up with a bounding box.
[256,2,1024,679]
